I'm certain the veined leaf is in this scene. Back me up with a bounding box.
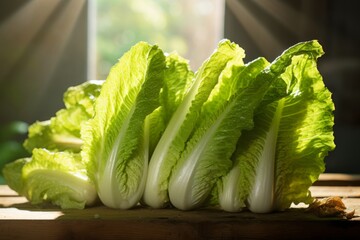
[219,40,335,213]
[23,80,103,153]
[2,149,97,209]
[169,57,271,210]
[81,42,166,209]
[143,40,246,208]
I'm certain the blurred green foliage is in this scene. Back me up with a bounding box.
[96,0,188,79]
[0,121,29,184]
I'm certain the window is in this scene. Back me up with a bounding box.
[93,0,224,79]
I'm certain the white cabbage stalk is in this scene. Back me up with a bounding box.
[247,99,283,213]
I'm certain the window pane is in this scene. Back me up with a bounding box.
[95,0,224,79]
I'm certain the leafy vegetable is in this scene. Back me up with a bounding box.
[81,42,166,209]
[168,56,275,210]
[4,149,97,209]
[143,40,246,208]
[2,80,102,209]
[147,52,194,156]
[2,39,335,213]
[2,157,29,194]
[218,40,335,213]
[23,80,103,153]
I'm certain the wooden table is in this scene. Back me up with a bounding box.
[1,174,359,239]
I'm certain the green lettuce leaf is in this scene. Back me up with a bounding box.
[218,40,335,213]
[147,52,194,155]
[3,149,97,209]
[162,52,195,124]
[2,157,29,195]
[273,53,335,211]
[168,56,272,210]
[2,80,103,209]
[23,80,103,153]
[143,40,246,208]
[81,42,166,209]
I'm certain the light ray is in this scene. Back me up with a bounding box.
[0,0,61,83]
[2,0,87,121]
[226,0,285,58]
[252,0,318,38]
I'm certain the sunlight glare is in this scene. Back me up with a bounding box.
[0,0,61,83]
[226,0,284,58]
[252,0,318,38]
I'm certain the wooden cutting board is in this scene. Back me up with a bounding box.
[1,174,359,239]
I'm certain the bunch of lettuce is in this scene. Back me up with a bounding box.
[2,40,335,212]
[3,80,103,209]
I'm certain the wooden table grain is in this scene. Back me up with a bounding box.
[0,174,359,240]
